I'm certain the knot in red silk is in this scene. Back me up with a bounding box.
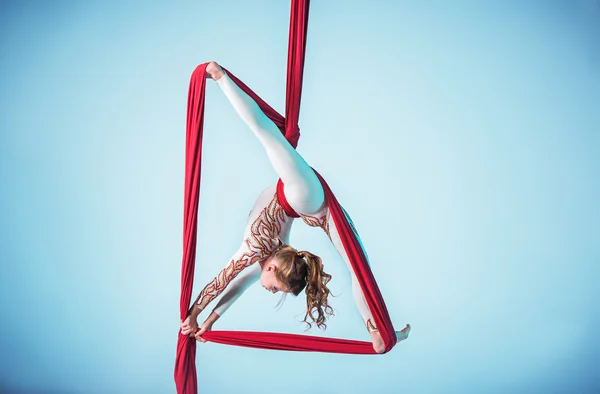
[284,124,300,149]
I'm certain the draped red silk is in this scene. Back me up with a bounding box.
[175,1,396,393]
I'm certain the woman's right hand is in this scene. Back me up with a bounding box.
[194,320,213,343]
[180,315,199,337]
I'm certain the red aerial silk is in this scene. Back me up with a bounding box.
[175,1,397,393]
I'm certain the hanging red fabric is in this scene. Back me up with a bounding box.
[175,1,397,393]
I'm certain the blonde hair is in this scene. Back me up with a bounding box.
[270,243,334,330]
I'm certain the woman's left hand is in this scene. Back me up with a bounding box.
[195,320,213,343]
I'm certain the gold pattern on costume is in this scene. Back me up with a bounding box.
[366,318,378,333]
[194,194,287,312]
[300,212,330,238]
[245,193,286,258]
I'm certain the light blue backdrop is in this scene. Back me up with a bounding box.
[1,1,599,393]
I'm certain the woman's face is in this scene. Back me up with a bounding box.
[260,257,289,294]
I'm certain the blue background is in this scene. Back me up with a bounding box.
[1,1,599,393]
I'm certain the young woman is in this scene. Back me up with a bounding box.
[180,62,410,353]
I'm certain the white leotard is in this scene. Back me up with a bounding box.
[192,72,374,329]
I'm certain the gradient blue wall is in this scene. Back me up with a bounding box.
[1,1,599,393]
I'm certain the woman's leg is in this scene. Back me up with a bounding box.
[329,208,411,353]
[329,210,377,327]
[208,62,324,216]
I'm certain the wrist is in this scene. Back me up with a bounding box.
[189,305,201,320]
[206,311,220,325]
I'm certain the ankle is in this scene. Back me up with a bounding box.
[213,70,225,81]
[369,331,385,354]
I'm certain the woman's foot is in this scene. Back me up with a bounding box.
[206,61,225,81]
[370,323,411,354]
[397,324,411,342]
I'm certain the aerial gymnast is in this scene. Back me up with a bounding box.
[180,61,410,354]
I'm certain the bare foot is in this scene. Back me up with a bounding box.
[371,323,411,354]
[396,324,411,342]
[206,61,224,81]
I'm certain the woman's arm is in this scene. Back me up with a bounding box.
[212,264,261,316]
[188,262,261,322]
[189,244,262,319]
[181,243,260,337]
[187,265,261,341]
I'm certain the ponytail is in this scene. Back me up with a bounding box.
[299,251,334,330]
[271,244,334,330]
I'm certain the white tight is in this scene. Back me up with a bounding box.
[328,208,375,326]
[216,73,375,328]
[216,73,325,216]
